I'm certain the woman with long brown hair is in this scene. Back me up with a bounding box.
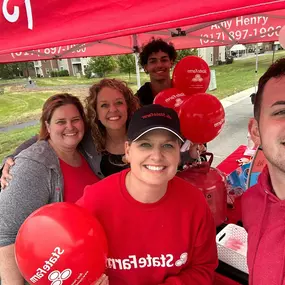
[0,79,140,187]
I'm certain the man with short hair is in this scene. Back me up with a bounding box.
[136,38,177,106]
[242,58,285,284]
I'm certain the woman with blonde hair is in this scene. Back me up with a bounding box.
[83,79,140,178]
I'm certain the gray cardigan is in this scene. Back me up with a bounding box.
[0,140,64,247]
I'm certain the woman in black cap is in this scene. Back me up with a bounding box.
[77,104,218,285]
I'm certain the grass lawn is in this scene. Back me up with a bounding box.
[35,73,150,89]
[211,51,285,99]
[0,91,60,127]
[0,124,39,162]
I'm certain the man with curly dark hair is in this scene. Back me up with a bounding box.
[136,38,177,106]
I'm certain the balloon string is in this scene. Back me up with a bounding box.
[197,149,201,164]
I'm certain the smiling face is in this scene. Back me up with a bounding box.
[125,129,180,187]
[144,51,173,82]
[249,76,285,172]
[96,87,128,131]
[46,104,85,150]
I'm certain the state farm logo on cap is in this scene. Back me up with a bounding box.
[142,112,172,120]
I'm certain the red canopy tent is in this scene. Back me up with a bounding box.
[0,0,285,63]
[1,7,285,64]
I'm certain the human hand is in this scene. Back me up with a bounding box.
[92,274,109,285]
[0,157,15,189]
[188,143,206,159]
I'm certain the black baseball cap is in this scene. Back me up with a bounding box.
[127,104,184,142]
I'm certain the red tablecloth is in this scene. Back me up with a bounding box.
[216,145,249,175]
[214,145,249,285]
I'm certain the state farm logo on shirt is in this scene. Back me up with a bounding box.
[107,252,188,270]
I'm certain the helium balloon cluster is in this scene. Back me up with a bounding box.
[15,203,108,285]
[154,55,225,143]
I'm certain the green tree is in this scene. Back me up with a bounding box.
[0,64,14,79]
[176,49,198,62]
[0,62,34,79]
[17,62,34,77]
[117,54,136,79]
[87,56,117,78]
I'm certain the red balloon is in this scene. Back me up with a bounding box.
[173,56,210,95]
[153,88,188,112]
[179,93,225,143]
[15,202,108,285]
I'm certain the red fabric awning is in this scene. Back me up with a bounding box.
[1,7,285,63]
[1,0,285,59]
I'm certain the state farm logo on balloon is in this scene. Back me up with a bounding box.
[48,269,72,285]
[154,88,187,113]
[29,247,65,283]
[15,203,108,285]
[173,56,210,95]
[191,74,203,83]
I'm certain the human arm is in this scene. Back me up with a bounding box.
[0,159,50,284]
[0,135,38,189]
[92,274,109,285]
[0,245,25,285]
[160,202,218,285]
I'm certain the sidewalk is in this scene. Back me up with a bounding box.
[220,87,255,109]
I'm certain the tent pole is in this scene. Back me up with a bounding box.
[132,34,141,90]
[134,52,141,89]
[255,44,258,93]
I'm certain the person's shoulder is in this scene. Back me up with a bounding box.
[77,171,123,211]
[171,176,205,200]
[17,140,50,158]
[85,171,121,195]
[136,82,151,96]
[242,182,265,230]
[16,140,58,168]
[136,82,153,101]
[242,182,263,206]
[169,177,210,218]
[10,153,51,183]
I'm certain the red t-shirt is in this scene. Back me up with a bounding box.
[59,155,99,203]
[77,169,218,285]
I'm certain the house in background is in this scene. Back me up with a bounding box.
[198,46,226,66]
[34,57,90,77]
